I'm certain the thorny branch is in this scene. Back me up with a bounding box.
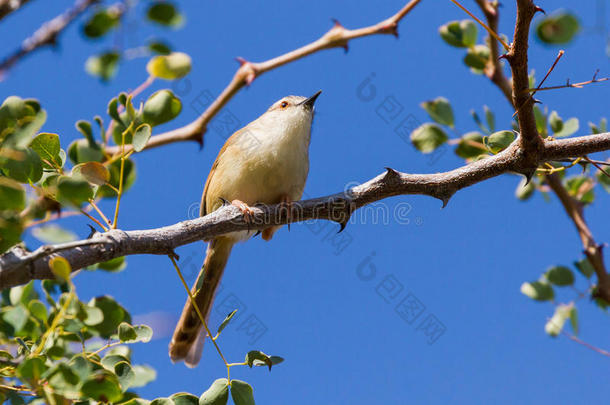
[104,0,422,155]
[1,131,610,290]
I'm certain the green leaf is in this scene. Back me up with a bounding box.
[30,132,61,169]
[98,256,126,272]
[86,51,121,81]
[115,360,136,391]
[80,370,123,403]
[0,96,47,147]
[217,309,237,335]
[536,12,580,45]
[0,211,23,253]
[108,97,122,125]
[149,41,172,55]
[0,177,25,210]
[57,175,93,206]
[545,266,575,286]
[170,393,199,405]
[574,258,594,278]
[596,168,610,193]
[200,378,229,405]
[515,177,535,201]
[83,8,120,38]
[420,97,454,128]
[455,131,485,159]
[564,306,577,336]
[146,52,191,80]
[147,2,184,27]
[439,19,477,48]
[230,380,254,405]
[484,106,495,133]
[88,296,131,338]
[565,175,594,205]
[133,123,152,152]
[118,322,137,342]
[0,146,43,183]
[142,89,182,126]
[533,105,548,138]
[28,299,47,321]
[553,118,578,138]
[49,256,72,282]
[151,398,174,405]
[73,161,110,186]
[67,139,103,164]
[545,304,572,337]
[520,281,554,301]
[245,350,272,369]
[485,130,515,153]
[16,356,47,381]
[97,158,136,198]
[549,111,563,133]
[588,118,607,134]
[410,123,448,153]
[463,44,489,73]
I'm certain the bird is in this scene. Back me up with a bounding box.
[169,90,321,366]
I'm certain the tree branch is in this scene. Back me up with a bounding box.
[545,174,610,302]
[2,131,609,290]
[505,0,544,172]
[0,0,32,21]
[104,0,422,155]
[0,0,99,80]
[475,0,513,102]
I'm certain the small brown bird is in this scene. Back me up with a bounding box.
[169,91,321,366]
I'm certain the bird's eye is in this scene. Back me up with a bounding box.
[280,101,289,109]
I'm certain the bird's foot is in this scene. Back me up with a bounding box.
[231,199,254,224]
[279,195,294,232]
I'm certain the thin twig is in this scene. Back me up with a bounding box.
[561,330,610,357]
[450,0,510,49]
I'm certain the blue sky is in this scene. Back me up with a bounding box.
[2,0,610,403]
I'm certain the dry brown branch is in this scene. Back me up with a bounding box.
[0,0,32,21]
[1,131,609,290]
[0,0,99,80]
[104,0,422,155]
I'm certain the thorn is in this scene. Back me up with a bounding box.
[195,133,204,149]
[384,167,400,179]
[593,69,600,81]
[534,5,545,14]
[522,169,536,184]
[440,196,450,209]
[338,221,348,233]
[218,197,230,206]
[169,250,180,261]
[235,56,248,66]
[341,43,349,53]
[331,18,343,28]
[86,225,97,239]
[498,53,508,60]
[533,98,542,104]
[378,21,398,37]
[253,230,261,237]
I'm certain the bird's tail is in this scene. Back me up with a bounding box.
[169,237,234,367]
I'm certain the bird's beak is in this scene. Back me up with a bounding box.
[300,90,322,109]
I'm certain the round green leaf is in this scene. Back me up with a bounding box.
[57,175,93,206]
[131,365,157,388]
[30,133,61,169]
[410,123,448,153]
[67,139,103,164]
[146,52,191,80]
[515,177,535,201]
[118,322,137,342]
[32,224,77,244]
[73,161,110,186]
[520,281,554,301]
[0,177,25,210]
[439,19,477,48]
[142,89,182,126]
[545,266,575,286]
[83,8,120,38]
[149,41,172,55]
[463,44,490,73]
[420,97,454,128]
[86,51,121,81]
[80,371,123,403]
[133,123,152,152]
[28,300,48,321]
[170,393,199,405]
[574,258,595,278]
[49,256,72,282]
[147,2,184,27]
[553,118,578,138]
[98,256,127,272]
[199,378,229,405]
[88,296,131,338]
[0,211,23,253]
[536,12,580,45]
[230,380,254,405]
[455,131,485,159]
[0,146,43,183]
[485,130,515,153]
